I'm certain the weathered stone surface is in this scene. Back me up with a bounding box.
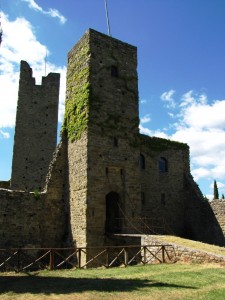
[10,61,60,192]
[142,235,225,265]
[0,29,225,259]
[210,200,225,237]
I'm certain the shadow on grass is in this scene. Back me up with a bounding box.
[0,274,197,295]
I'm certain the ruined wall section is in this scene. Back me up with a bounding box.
[184,176,225,246]
[11,61,60,192]
[42,133,69,247]
[210,200,225,239]
[0,189,43,248]
[0,137,68,248]
[140,135,190,236]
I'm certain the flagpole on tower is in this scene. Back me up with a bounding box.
[0,16,2,47]
[44,48,47,76]
[104,0,111,36]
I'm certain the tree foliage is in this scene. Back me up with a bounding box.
[213,180,219,200]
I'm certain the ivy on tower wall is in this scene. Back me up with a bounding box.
[62,35,91,142]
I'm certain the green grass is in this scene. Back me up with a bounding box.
[156,235,225,256]
[1,263,225,299]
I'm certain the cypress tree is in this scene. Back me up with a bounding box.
[213,180,219,200]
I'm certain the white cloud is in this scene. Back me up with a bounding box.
[0,130,10,139]
[142,90,225,190]
[22,0,42,11]
[182,100,225,130]
[0,12,66,128]
[179,90,195,107]
[160,89,176,109]
[210,181,225,189]
[140,114,151,124]
[139,124,152,136]
[22,0,67,24]
[140,99,147,104]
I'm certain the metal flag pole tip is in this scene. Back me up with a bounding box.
[0,14,3,46]
[104,0,111,36]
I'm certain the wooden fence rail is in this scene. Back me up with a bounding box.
[0,244,175,272]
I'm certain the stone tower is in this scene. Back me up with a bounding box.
[11,61,60,191]
[64,29,141,250]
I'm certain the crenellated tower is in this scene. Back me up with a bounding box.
[11,61,60,191]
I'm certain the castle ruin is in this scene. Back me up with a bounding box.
[0,29,225,263]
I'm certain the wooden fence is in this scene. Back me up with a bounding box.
[0,244,175,272]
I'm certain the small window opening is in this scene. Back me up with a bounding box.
[111,65,118,77]
[120,169,124,177]
[140,154,145,169]
[141,192,145,205]
[161,193,166,205]
[159,157,168,173]
[113,137,118,147]
[106,167,109,175]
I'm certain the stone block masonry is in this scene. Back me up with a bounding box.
[1,29,225,263]
[11,61,60,192]
[210,200,225,237]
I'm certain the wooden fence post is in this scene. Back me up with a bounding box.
[124,247,128,266]
[162,245,165,263]
[78,248,81,269]
[49,250,54,270]
[106,248,109,268]
[17,249,21,272]
[143,246,147,265]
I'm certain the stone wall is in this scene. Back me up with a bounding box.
[142,235,225,265]
[184,175,225,246]
[11,61,60,192]
[64,32,90,252]
[210,200,225,237]
[0,137,68,249]
[87,29,141,247]
[0,181,10,189]
[140,135,190,236]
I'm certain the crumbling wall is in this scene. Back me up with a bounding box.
[11,61,60,192]
[184,175,225,246]
[210,200,225,238]
[0,138,68,248]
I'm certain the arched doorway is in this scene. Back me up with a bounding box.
[105,192,121,234]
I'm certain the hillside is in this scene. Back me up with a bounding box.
[153,235,225,257]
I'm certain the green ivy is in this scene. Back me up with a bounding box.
[141,135,189,152]
[61,42,91,142]
[33,188,41,199]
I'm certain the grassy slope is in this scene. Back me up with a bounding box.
[154,235,225,256]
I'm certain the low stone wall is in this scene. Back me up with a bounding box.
[0,181,10,189]
[0,188,44,248]
[0,187,67,248]
[210,200,225,237]
[142,235,225,265]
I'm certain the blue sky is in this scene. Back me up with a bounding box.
[1,0,225,198]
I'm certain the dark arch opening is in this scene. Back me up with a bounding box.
[159,157,168,173]
[140,154,145,169]
[105,192,121,234]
